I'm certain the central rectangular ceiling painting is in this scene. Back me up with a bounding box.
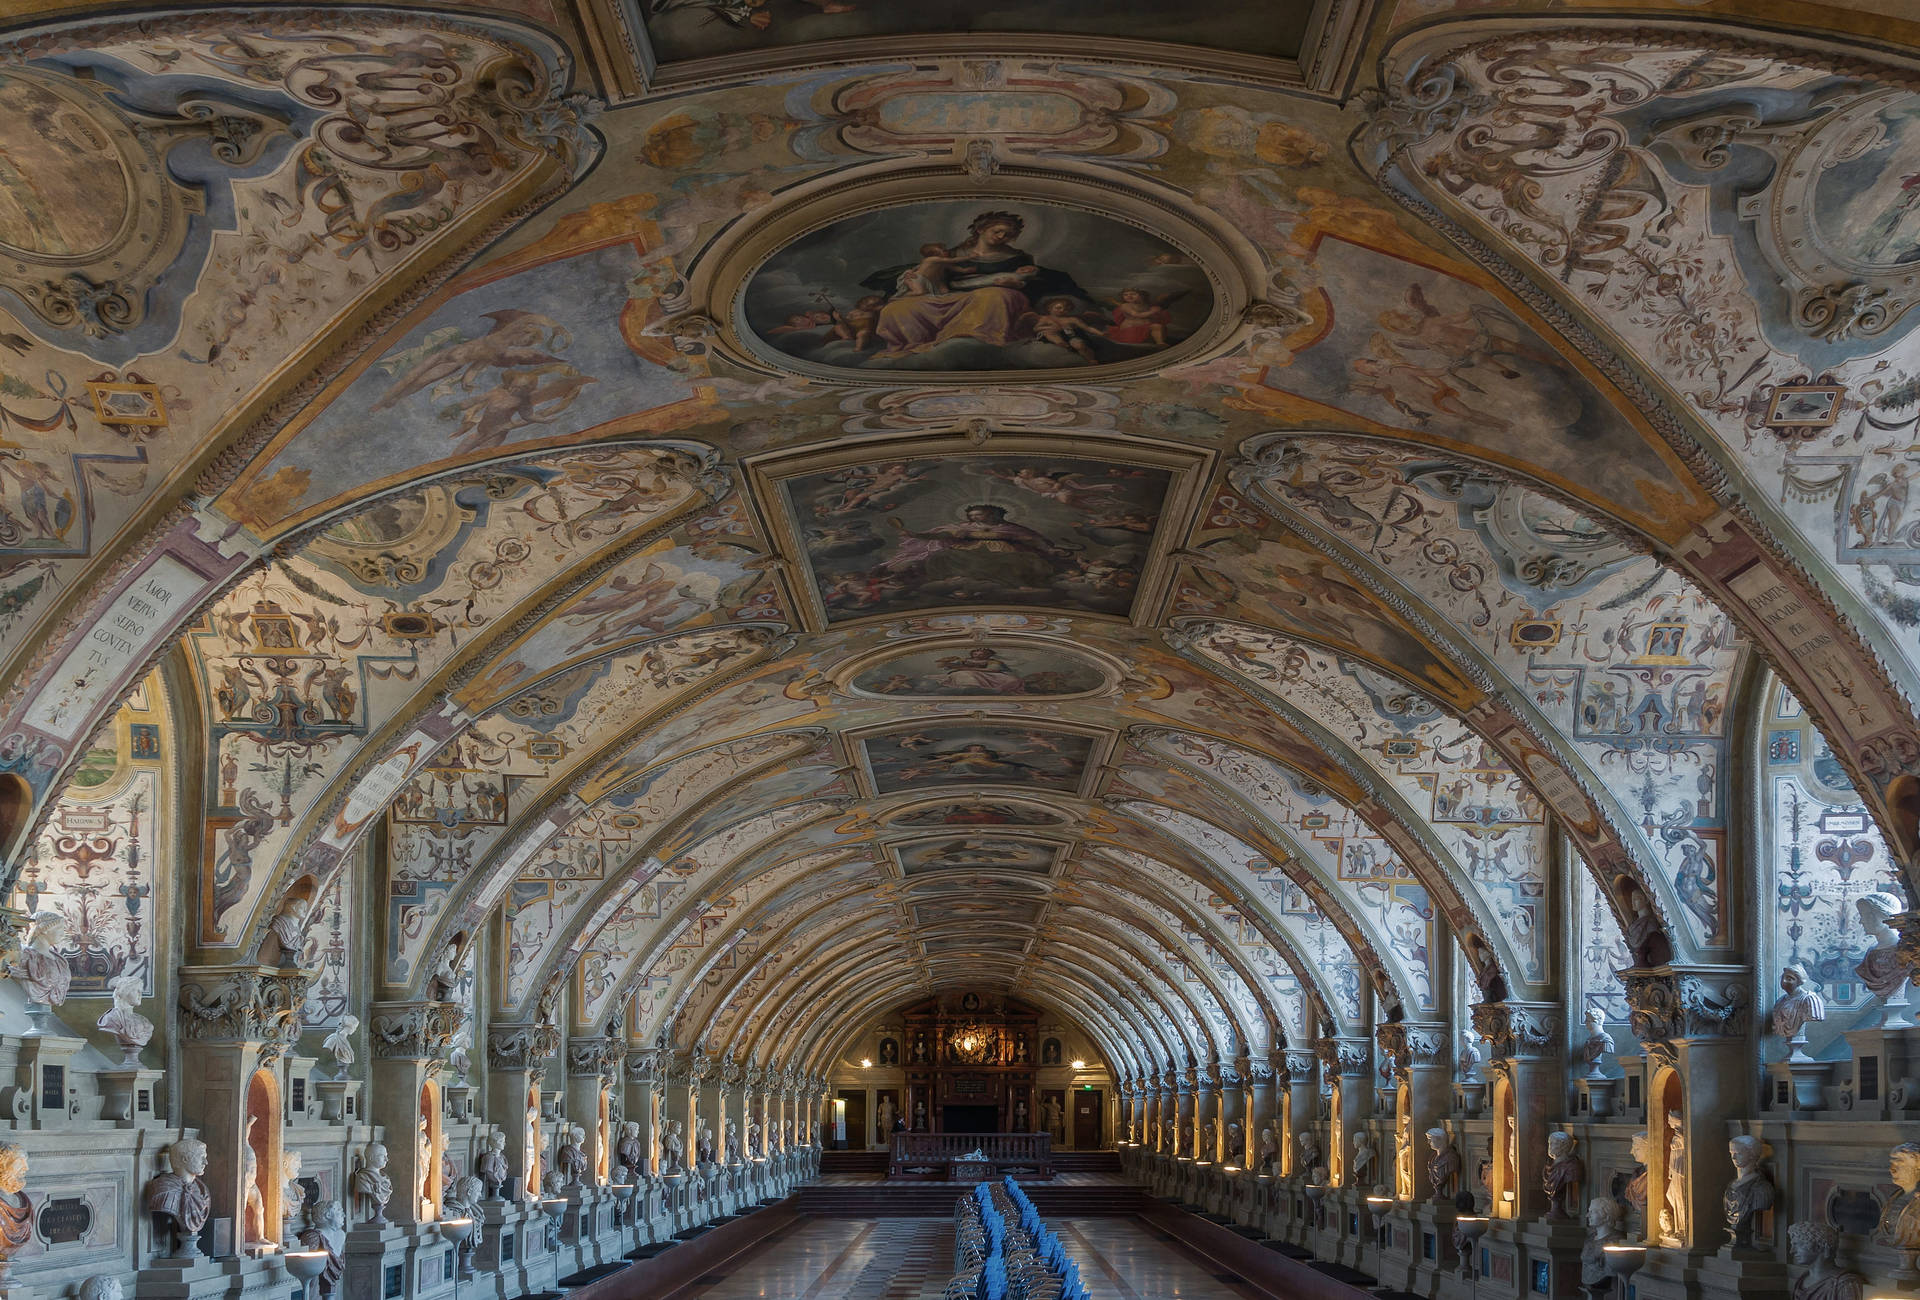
[862,724,1096,795]
[781,454,1170,622]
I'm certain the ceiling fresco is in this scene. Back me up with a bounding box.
[6,0,1920,1091]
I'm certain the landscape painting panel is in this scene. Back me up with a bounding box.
[744,200,1212,373]
[863,724,1096,795]
[783,454,1170,622]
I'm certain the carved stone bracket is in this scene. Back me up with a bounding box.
[1469,1002,1561,1060]
[487,1022,561,1071]
[625,1049,660,1085]
[369,1000,464,1064]
[566,1036,622,1081]
[1621,965,1749,1050]
[1378,1023,1448,1070]
[179,966,312,1061]
[1282,1049,1318,1081]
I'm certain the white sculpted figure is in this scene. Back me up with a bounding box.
[1661,1112,1688,1245]
[1789,1221,1865,1300]
[662,1120,686,1175]
[1426,1126,1461,1200]
[96,974,153,1064]
[1856,893,1913,1017]
[323,1015,359,1072]
[1458,1028,1482,1081]
[16,912,69,1008]
[267,894,312,963]
[282,1149,307,1243]
[1350,1132,1375,1186]
[478,1131,511,1200]
[1723,1135,1775,1251]
[616,1121,646,1180]
[1258,1123,1279,1175]
[724,1120,741,1166]
[241,1118,267,1243]
[1580,1197,1627,1295]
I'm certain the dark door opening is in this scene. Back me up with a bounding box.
[1073,1089,1103,1148]
[943,1104,999,1133]
[835,1090,867,1151]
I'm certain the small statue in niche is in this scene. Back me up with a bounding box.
[616,1121,645,1181]
[266,894,312,966]
[878,1038,898,1066]
[1789,1221,1865,1300]
[416,1120,433,1216]
[913,1099,927,1131]
[1043,1038,1062,1066]
[478,1130,511,1199]
[1624,1131,1650,1231]
[1855,893,1913,1014]
[1227,1121,1244,1165]
[661,1120,686,1175]
[1014,1038,1029,1065]
[876,1095,896,1141]
[695,1120,715,1166]
[426,946,461,1002]
[725,1120,741,1165]
[147,1138,212,1257]
[1458,1028,1482,1081]
[1544,1131,1583,1221]
[1201,1116,1218,1159]
[1296,1128,1321,1177]
[1426,1127,1460,1200]
[1660,1112,1688,1245]
[282,1149,307,1244]
[1723,1135,1775,1251]
[747,1117,763,1157]
[1622,884,1672,968]
[1580,1197,1627,1300]
[323,1015,358,1073]
[1580,1007,1614,1079]
[1258,1123,1279,1175]
[910,1035,929,1064]
[1770,964,1827,1060]
[1014,1099,1029,1132]
[556,1124,587,1186]
[241,1119,268,1243]
[97,973,153,1064]
[0,1145,29,1278]
[16,912,69,1010]
[298,1201,347,1297]
[351,1141,393,1227]
[1395,1110,1415,1198]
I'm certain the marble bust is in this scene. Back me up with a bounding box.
[616,1120,645,1180]
[1579,1007,1613,1079]
[1580,1197,1626,1295]
[96,974,153,1064]
[478,1130,511,1199]
[556,1124,587,1186]
[1855,892,1914,1022]
[16,912,70,1008]
[352,1141,393,1227]
[1770,964,1826,1059]
[1426,1126,1461,1199]
[146,1138,211,1257]
[1723,1134,1775,1250]
[1544,1131,1583,1221]
[0,1146,30,1270]
[1880,1141,1920,1256]
[1789,1221,1864,1300]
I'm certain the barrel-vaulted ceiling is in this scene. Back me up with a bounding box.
[5,0,1919,1079]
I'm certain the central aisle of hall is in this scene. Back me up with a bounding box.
[682,1216,1265,1299]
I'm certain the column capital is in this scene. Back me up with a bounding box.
[178,965,312,1061]
[487,1021,560,1070]
[1314,1036,1371,1077]
[369,999,464,1063]
[1377,1022,1448,1067]
[624,1048,662,1084]
[1281,1048,1317,1080]
[1469,1000,1562,1060]
[1620,964,1749,1050]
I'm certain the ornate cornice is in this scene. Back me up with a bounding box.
[1621,965,1749,1046]
[1468,1002,1560,1060]
[178,966,310,1061]
[487,1022,561,1070]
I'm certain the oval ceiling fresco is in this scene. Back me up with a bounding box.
[739,198,1215,376]
[848,640,1109,698]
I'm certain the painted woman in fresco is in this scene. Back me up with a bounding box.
[860,211,1090,358]
[878,502,1074,596]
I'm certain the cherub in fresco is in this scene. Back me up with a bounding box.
[448,363,596,451]
[371,311,571,412]
[1352,343,1511,432]
[1024,297,1106,362]
[0,449,74,542]
[562,563,702,654]
[985,465,1129,510]
[1851,463,1913,547]
[816,463,930,516]
[1106,287,1181,347]
[895,245,978,297]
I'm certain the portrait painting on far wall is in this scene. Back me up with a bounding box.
[780,453,1171,622]
[743,201,1213,374]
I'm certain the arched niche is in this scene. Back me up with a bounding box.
[245,1069,281,1246]
[1394,1083,1415,1200]
[1651,1069,1687,1248]
[418,1080,442,1221]
[1491,1074,1517,1219]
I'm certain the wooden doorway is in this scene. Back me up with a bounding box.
[836,1090,867,1151]
[1072,1088,1103,1148]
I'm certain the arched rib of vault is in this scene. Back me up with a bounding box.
[1116,741,1438,1016]
[390,728,820,995]
[178,443,724,954]
[695,915,911,1058]
[1054,870,1283,1053]
[1171,624,1565,984]
[697,910,907,1052]
[1363,18,1920,865]
[506,782,851,1021]
[0,8,597,833]
[1046,902,1252,1057]
[1231,434,1743,952]
[1096,801,1372,1027]
[1134,730,1449,1013]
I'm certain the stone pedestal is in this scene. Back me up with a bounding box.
[1764,1057,1831,1114]
[13,1031,82,1129]
[134,1253,238,1300]
[1843,1023,1919,1119]
[1513,1219,1587,1299]
[315,1076,362,1124]
[1574,1077,1618,1120]
[96,1064,164,1128]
